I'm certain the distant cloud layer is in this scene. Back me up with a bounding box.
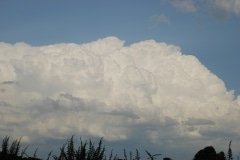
[0,37,240,157]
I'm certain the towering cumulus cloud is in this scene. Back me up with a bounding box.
[0,37,239,157]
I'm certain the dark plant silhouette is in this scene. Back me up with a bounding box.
[52,135,108,160]
[0,136,40,160]
[113,148,142,160]
[145,150,162,160]
[217,151,227,160]
[193,146,226,160]
[1,135,22,158]
[135,149,141,160]
[1,135,239,160]
[227,141,233,160]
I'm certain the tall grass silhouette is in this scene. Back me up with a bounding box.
[0,135,237,160]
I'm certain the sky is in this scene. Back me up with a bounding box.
[0,0,240,159]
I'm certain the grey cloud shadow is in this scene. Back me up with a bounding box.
[200,129,240,139]
[183,118,215,126]
[0,101,11,107]
[1,81,20,86]
[0,126,14,132]
[26,92,109,118]
[107,109,140,119]
[0,88,6,93]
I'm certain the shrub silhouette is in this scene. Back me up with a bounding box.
[193,146,226,160]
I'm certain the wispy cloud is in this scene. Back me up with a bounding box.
[155,14,171,24]
[150,14,171,28]
[207,0,240,19]
[161,0,240,20]
[162,0,197,13]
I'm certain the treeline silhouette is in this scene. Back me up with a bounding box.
[0,135,237,160]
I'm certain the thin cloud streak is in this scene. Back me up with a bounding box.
[161,0,240,19]
[171,0,197,12]
[161,0,197,13]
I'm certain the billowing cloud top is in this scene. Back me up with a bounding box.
[0,37,240,157]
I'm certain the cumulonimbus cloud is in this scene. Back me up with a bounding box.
[0,37,239,157]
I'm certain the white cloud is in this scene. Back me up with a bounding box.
[0,37,239,158]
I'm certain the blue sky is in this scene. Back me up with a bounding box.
[1,1,240,159]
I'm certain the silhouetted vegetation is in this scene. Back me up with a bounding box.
[0,135,238,160]
[0,135,41,160]
[145,150,162,160]
[227,141,233,160]
[193,146,226,160]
